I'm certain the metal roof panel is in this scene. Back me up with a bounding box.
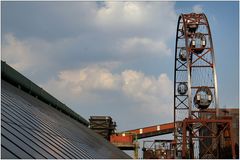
[1,80,130,159]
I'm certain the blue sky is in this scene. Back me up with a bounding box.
[2,1,239,136]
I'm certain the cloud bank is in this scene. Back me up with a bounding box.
[2,2,176,130]
[43,66,173,130]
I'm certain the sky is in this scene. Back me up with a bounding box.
[1,1,239,136]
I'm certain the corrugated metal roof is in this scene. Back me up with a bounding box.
[1,80,130,159]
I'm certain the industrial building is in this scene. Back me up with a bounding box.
[219,108,239,145]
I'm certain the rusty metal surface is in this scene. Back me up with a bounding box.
[173,13,227,159]
[143,140,175,159]
[1,80,130,159]
[182,118,236,159]
[89,116,116,140]
[121,122,175,139]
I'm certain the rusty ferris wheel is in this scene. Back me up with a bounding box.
[173,13,236,159]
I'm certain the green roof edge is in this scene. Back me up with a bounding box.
[1,61,89,126]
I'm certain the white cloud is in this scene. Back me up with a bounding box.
[42,66,173,121]
[121,37,171,56]
[95,2,176,40]
[192,5,203,13]
[42,66,121,103]
[121,70,172,115]
[1,33,75,76]
[96,2,144,27]
[2,34,33,71]
[59,67,120,92]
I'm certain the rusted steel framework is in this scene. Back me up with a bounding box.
[173,13,235,158]
[89,116,116,140]
[123,122,175,139]
[182,118,236,159]
[142,140,175,159]
[110,122,175,158]
[174,13,219,127]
